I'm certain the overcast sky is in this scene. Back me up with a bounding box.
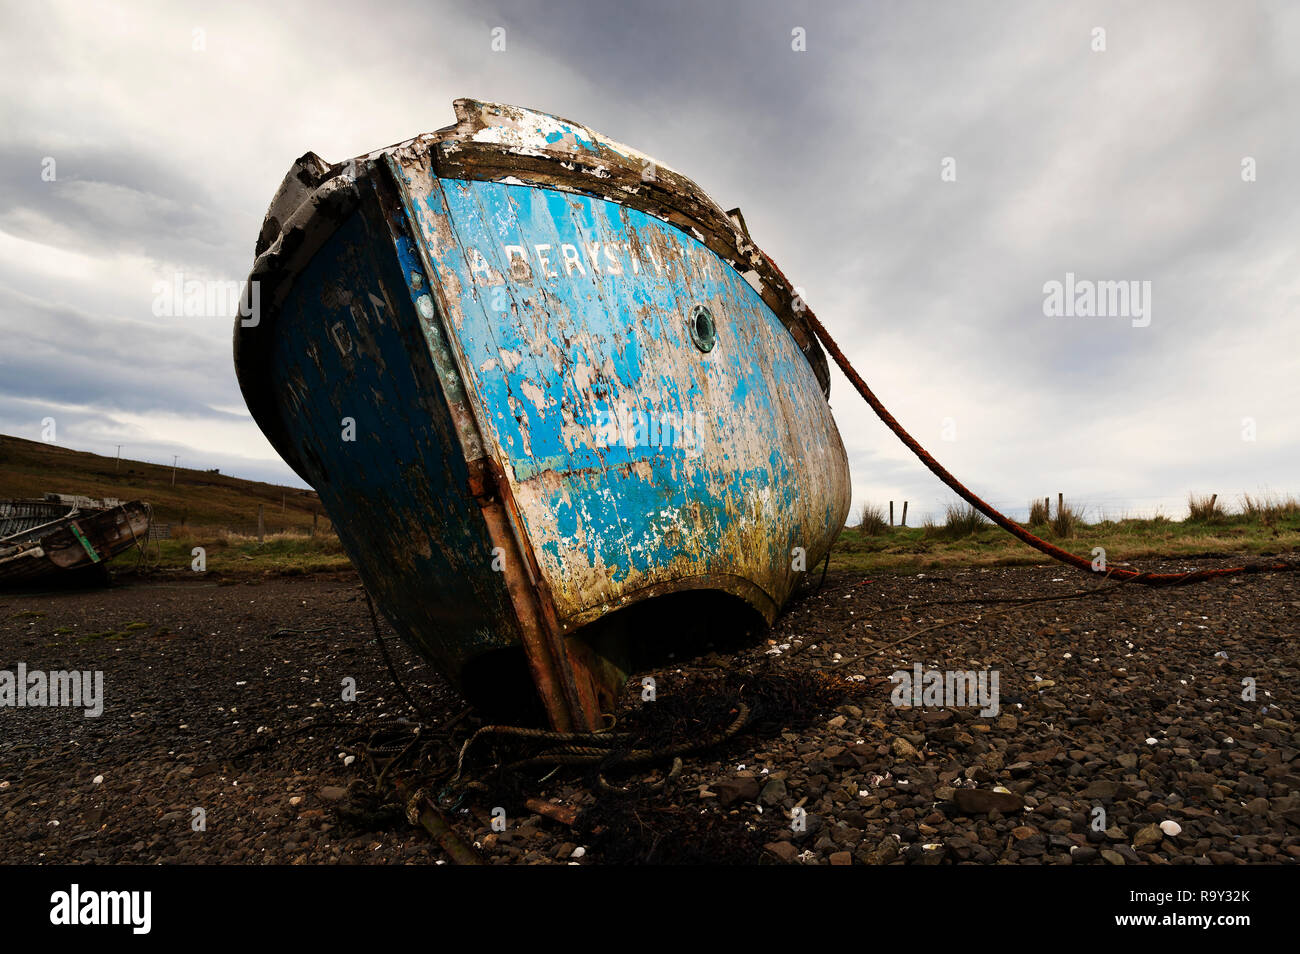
[2,0,1296,522]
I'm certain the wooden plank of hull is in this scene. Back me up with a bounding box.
[0,500,73,539]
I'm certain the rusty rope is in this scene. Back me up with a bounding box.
[363,588,434,722]
[794,300,1299,586]
[449,701,751,786]
[499,701,750,774]
[454,723,631,781]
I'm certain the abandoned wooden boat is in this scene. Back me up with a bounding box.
[0,495,151,586]
[235,99,851,729]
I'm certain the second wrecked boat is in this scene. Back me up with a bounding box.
[0,495,151,586]
[235,100,851,730]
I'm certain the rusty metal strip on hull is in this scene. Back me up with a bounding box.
[376,159,601,731]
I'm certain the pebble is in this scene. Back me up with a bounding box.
[891,737,921,761]
[953,789,1025,814]
[714,777,760,806]
[764,841,800,863]
[759,778,787,806]
[1132,824,1163,848]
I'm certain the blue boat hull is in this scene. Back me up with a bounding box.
[237,101,851,728]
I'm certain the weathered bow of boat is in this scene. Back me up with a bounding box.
[235,100,851,728]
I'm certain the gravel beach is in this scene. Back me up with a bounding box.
[1,557,1296,865]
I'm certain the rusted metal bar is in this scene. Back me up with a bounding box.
[466,458,598,733]
[399,784,483,865]
[524,798,579,827]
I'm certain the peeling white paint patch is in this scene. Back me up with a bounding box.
[479,357,498,373]
[498,348,524,372]
[518,378,547,410]
[570,358,596,394]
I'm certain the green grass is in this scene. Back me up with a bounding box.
[107,527,352,578]
[830,501,1300,576]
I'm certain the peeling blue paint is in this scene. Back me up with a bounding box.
[391,172,849,615]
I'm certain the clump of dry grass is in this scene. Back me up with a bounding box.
[941,502,988,538]
[1027,498,1050,527]
[1050,498,1081,537]
[1240,492,1300,526]
[1187,493,1226,524]
[856,502,889,536]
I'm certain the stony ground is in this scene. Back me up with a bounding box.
[1,556,1297,865]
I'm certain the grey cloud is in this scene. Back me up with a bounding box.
[0,0,1295,518]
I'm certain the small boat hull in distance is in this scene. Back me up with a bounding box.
[236,100,851,730]
[0,497,152,587]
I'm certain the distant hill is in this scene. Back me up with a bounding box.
[0,434,327,535]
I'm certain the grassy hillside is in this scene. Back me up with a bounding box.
[0,434,352,577]
[0,434,326,534]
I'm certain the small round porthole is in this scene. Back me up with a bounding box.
[689,304,716,353]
